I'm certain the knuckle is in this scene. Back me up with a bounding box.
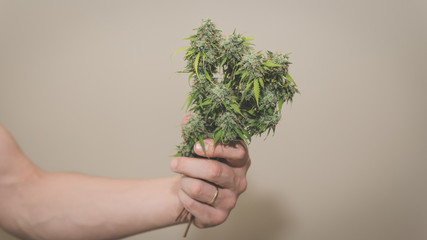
[235,147,247,160]
[212,211,228,225]
[190,181,203,197]
[207,164,222,179]
[183,197,196,210]
[239,179,248,193]
[226,196,237,210]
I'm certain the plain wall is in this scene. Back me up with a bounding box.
[0,1,426,240]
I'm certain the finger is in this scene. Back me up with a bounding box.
[171,157,234,188]
[180,177,238,211]
[181,177,221,205]
[193,139,249,168]
[178,189,227,228]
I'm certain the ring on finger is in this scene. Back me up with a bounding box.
[207,186,219,205]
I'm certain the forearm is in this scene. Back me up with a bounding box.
[0,172,183,240]
[0,124,184,239]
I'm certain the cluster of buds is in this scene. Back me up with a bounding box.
[175,18,298,156]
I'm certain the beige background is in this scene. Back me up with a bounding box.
[0,0,426,240]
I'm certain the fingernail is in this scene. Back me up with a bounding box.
[170,158,178,171]
[195,142,202,152]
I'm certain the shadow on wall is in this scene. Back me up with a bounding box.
[189,189,294,240]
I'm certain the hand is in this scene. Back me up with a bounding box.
[170,118,251,228]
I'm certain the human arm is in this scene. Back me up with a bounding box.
[0,123,250,239]
[0,124,183,239]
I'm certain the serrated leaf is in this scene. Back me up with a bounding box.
[230,103,243,116]
[235,67,244,75]
[184,35,196,40]
[278,99,284,115]
[200,99,212,106]
[198,136,207,155]
[264,60,282,67]
[245,81,253,91]
[202,53,206,66]
[205,71,214,84]
[233,127,246,142]
[181,95,193,111]
[253,79,260,107]
[285,72,296,85]
[207,103,216,115]
[185,49,195,57]
[241,128,251,140]
[259,78,264,88]
[171,46,189,60]
[170,153,181,157]
[188,72,194,86]
[241,71,249,80]
[197,98,204,110]
[214,131,221,146]
[244,36,254,41]
[221,57,227,66]
[194,52,200,80]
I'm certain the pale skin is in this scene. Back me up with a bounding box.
[0,117,250,240]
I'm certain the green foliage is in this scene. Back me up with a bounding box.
[175,19,299,157]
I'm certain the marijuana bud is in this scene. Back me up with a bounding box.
[174,19,299,236]
[176,19,298,158]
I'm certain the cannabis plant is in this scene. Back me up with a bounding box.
[174,19,299,236]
